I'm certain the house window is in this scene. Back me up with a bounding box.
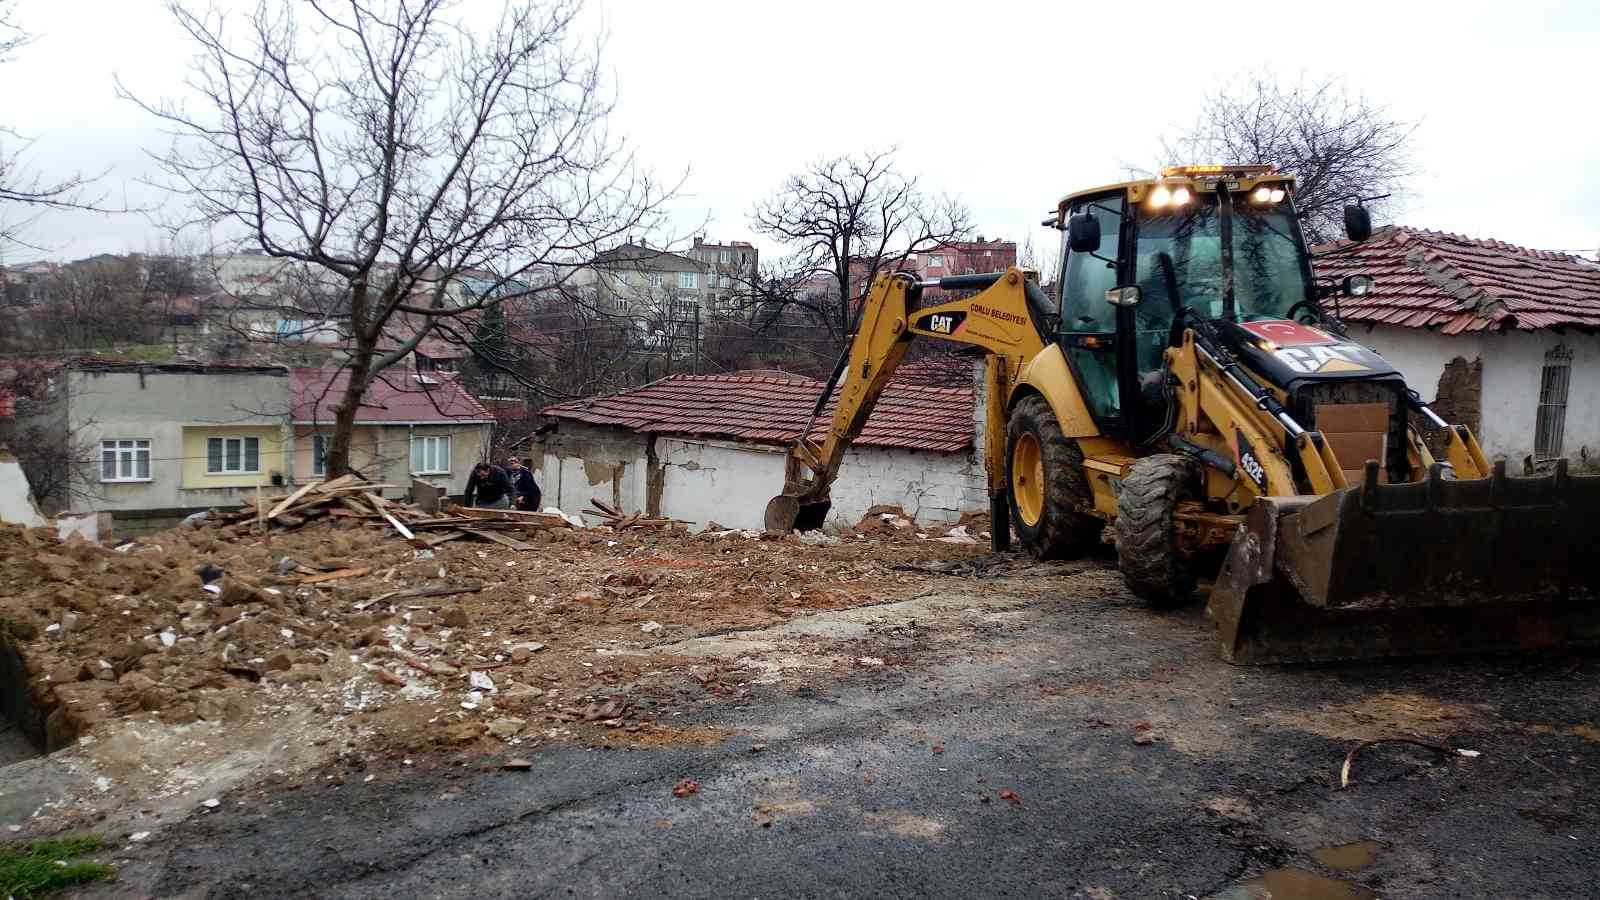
[678,271,698,290]
[411,435,451,475]
[719,249,731,264]
[926,254,944,269]
[648,272,664,288]
[311,434,328,477]
[207,436,261,474]
[100,439,151,482]
[1535,344,1573,460]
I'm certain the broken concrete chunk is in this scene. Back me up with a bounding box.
[486,716,526,739]
[639,621,663,634]
[263,652,292,672]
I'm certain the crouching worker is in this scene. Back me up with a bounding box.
[464,461,513,509]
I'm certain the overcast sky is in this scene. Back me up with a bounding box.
[3,0,1597,265]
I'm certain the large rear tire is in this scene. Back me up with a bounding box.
[1005,394,1100,559]
[1115,453,1200,606]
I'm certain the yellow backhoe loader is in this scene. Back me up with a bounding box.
[765,165,1600,664]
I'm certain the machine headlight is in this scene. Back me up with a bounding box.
[1251,186,1273,204]
[1269,188,1286,203]
[1171,187,1192,205]
[1150,184,1173,208]
[1343,274,1375,297]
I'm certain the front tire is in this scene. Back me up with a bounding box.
[1005,394,1100,559]
[1115,454,1200,606]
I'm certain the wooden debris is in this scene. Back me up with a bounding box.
[267,481,320,519]
[370,581,486,603]
[462,528,534,551]
[212,477,576,550]
[410,530,467,549]
[301,566,372,585]
[582,505,687,531]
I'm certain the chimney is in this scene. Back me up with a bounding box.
[693,236,704,249]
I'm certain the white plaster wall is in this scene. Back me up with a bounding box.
[829,445,984,527]
[0,453,46,526]
[536,422,648,517]
[1356,324,1600,464]
[654,437,985,530]
[657,438,785,530]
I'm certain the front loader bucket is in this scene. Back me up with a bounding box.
[1209,460,1600,664]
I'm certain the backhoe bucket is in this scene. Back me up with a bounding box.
[1209,460,1600,664]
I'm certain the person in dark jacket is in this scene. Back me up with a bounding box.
[464,462,513,509]
[505,455,542,511]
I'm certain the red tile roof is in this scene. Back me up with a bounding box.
[542,373,973,453]
[290,368,493,424]
[1313,227,1600,334]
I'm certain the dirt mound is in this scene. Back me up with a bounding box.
[0,507,990,760]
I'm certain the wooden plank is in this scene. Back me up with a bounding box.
[369,581,485,603]
[301,566,372,585]
[463,528,534,551]
[268,481,321,519]
[590,497,621,518]
[381,510,415,541]
[443,504,571,527]
[256,485,266,534]
[411,530,467,548]
[312,474,361,493]
[338,495,377,517]
[363,491,391,510]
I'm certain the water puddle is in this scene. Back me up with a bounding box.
[1311,840,1383,872]
[1212,867,1376,900]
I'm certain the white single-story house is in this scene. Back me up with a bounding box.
[531,370,988,530]
[1316,227,1600,467]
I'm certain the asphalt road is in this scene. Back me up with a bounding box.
[92,561,1600,899]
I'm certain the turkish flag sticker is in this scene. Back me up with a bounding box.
[1241,320,1337,346]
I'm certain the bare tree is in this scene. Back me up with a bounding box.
[750,149,970,346]
[0,1,119,253]
[1017,234,1059,288]
[126,0,668,475]
[1164,72,1416,243]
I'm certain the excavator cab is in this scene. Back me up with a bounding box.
[1057,166,1336,448]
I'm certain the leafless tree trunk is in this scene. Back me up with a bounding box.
[1164,72,1416,244]
[125,0,669,475]
[750,149,970,348]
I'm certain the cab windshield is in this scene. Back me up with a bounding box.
[1132,194,1313,323]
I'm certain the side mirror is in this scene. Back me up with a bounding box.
[1343,205,1373,242]
[1105,285,1142,307]
[1067,214,1101,253]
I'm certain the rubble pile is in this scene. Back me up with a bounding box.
[0,501,990,758]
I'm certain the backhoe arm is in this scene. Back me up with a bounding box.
[764,268,1051,536]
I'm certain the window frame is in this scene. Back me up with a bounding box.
[1534,344,1573,461]
[718,249,731,264]
[677,271,699,290]
[410,434,452,475]
[311,433,328,477]
[206,435,262,475]
[100,438,152,483]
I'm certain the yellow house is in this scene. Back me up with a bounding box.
[179,425,288,491]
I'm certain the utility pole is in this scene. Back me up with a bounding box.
[693,303,701,375]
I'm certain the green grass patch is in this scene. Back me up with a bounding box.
[0,836,114,898]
